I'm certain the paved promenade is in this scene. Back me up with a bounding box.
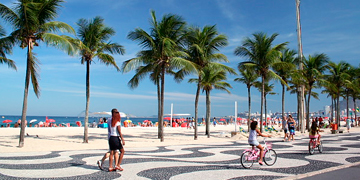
[0,132,359,179]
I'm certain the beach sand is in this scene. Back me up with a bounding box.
[0,122,358,153]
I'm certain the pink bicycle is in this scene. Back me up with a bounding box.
[240,138,277,168]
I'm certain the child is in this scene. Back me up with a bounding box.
[309,121,323,145]
[248,121,271,165]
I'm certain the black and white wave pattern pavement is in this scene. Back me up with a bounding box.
[0,133,359,180]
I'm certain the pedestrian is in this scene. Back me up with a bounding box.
[287,115,296,141]
[107,108,125,172]
[282,116,289,141]
[213,117,217,127]
[346,117,351,133]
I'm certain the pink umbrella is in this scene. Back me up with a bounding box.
[2,119,12,123]
[220,118,226,121]
[143,120,151,123]
[237,117,242,120]
[164,117,171,120]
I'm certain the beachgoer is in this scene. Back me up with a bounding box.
[107,108,125,172]
[287,115,296,141]
[248,121,271,165]
[318,116,323,127]
[346,118,351,132]
[309,121,323,145]
[213,117,216,127]
[282,116,289,141]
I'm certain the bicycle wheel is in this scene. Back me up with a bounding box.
[309,140,315,155]
[240,151,254,169]
[318,141,323,153]
[264,149,277,166]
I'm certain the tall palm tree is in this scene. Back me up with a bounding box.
[185,25,234,139]
[273,49,297,123]
[189,66,232,137]
[0,0,75,147]
[74,16,125,143]
[234,32,287,132]
[0,24,16,70]
[325,61,351,127]
[234,65,259,131]
[302,53,329,130]
[254,80,276,127]
[122,10,195,141]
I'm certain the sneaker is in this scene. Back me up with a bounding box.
[97,160,103,170]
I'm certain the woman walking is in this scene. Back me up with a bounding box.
[107,108,125,172]
[287,115,296,141]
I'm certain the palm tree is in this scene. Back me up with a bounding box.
[234,65,259,131]
[74,16,125,143]
[302,53,329,130]
[185,25,234,139]
[273,49,297,123]
[325,61,351,127]
[189,66,232,137]
[0,24,16,70]
[0,0,75,147]
[122,10,195,141]
[346,66,360,126]
[254,80,276,127]
[234,32,287,132]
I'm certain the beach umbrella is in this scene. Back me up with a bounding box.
[124,120,132,123]
[2,119,12,123]
[220,118,226,121]
[164,117,171,120]
[143,120,151,123]
[29,119,37,123]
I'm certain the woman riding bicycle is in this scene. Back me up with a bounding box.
[248,121,271,165]
[309,121,323,145]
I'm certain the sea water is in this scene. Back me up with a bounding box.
[0,115,160,127]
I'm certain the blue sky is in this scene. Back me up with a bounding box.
[0,0,359,117]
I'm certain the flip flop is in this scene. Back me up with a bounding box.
[108,168,116,172]
[97,160,103,170]
[115,166,124,171]
[259,161,264,165]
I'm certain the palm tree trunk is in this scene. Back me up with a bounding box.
[260,76,264,132]
[157,81,161,139]
[159,67,165,142]
[247,86,251,132]
[205,90,211,138]
[83,60,90,143]
[282,84,285,127]
[194,78,201,140]
[265,94,267,127]
[297,86,301,131]
[19,41,32,147]
[306,89,311,130]
[346,91,349,119]
[331,97,334,123]
[336,93,340,126]
[354,97,357,126]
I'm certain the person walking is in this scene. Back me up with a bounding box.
[287,115,296,141]
[282,116,289,141]
[107,108,125,172]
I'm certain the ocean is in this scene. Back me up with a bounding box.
[0,115,161,127]
[0,115,206,127]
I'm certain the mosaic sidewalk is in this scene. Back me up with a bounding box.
[0,133,359,180]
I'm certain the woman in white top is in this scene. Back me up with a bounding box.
[248,121,271,165]
[107,108,125,171]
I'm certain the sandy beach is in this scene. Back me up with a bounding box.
[1,122,359,153]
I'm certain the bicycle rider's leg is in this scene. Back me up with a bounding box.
[256,144,264,164]
[317,134,321,145]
